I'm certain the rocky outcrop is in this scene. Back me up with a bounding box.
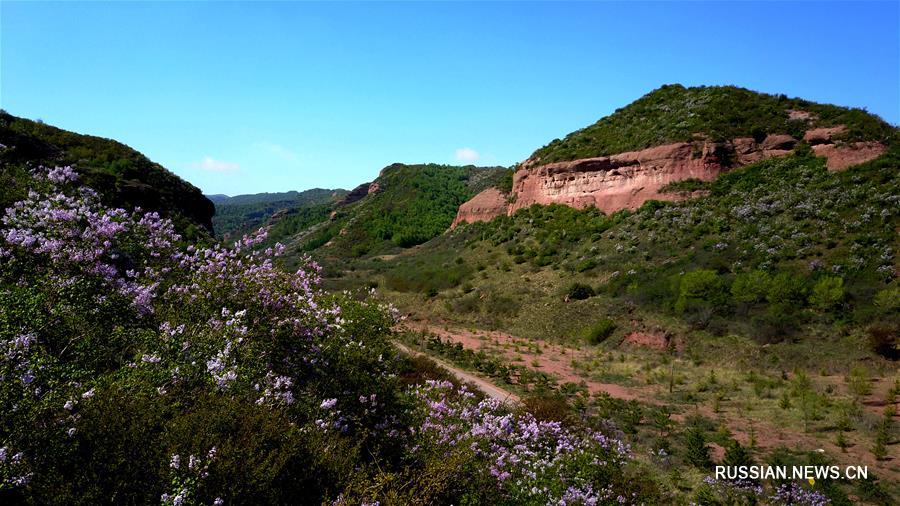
[336,182,370,207]
[510,140,730,214]
[451,187,508,227]
[452,125,887,225]
[812,141,887,170]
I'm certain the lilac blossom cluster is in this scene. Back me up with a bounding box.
[411,380,633,505]
[161,447,221,506]
[768,483,831,506]
[2,166,179,315]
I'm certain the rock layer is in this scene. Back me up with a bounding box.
[452,187,509,227]
[451,125,887,227]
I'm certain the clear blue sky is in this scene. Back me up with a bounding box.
[2,1,898,196]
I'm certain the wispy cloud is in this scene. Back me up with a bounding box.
[455,147,480,163]
[189,156,240,173]
[253,141,299,162]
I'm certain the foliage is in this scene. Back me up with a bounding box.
[211,189,341,240]
[0,112,214,238]
[301,164,506,258]
[584,319,617,345]
[0,166,654,504]
[566,282,595,300]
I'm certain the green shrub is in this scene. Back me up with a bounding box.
[584,319,617,345]
[731,270,771,304]
[809,276,844,310]
[674,269,726,313]
[566,282,595,300]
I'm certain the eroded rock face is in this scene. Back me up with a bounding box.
[506,128,885,215]
[812,141,887,170]
[336,182,370,207]
[451,121,888,228]
[451,187,508,227]
[510,140,729,214]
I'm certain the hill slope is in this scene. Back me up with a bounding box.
[289,163,507,261]
[0,112,214,237]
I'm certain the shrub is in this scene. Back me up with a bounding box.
[575,258,597,272]
[566,282,595,300]
[731,270,771,304]
[867,325,899,360]
[674,269,726,313]
[584,318,617,345]
[809,276,844,311]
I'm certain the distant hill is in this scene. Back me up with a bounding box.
[284,163,507,261]
[205,193,231,204]
[0,112,214,237]
[212,188,347,240]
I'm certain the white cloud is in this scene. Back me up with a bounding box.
[253,141,299,162]
[190,156,240,173]
[455,147,480,163]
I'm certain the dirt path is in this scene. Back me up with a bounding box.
[400,321,898,479]
[403,322,649,401]
[394,341,519,404]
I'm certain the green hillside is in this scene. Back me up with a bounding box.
[531,84,896,164]
[0,112,214,238]
[293,163,507,260]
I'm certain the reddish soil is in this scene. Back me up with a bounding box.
[400,320,899,480]
[622,331,669,350]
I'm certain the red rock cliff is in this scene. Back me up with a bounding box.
[452,187,509,227]
[451,125,886,227]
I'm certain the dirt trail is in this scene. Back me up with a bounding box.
[394,341,519,404]
[403,322,648,401]
[400,321,898,479]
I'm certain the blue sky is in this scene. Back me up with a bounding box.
[2,1,898,195]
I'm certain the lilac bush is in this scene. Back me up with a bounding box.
[0,166,657,504]
[410,380,637,505]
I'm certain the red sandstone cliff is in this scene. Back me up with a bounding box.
[451,124,886,227]
[451,187,509,228]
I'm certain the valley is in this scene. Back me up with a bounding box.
[2,84,897,504]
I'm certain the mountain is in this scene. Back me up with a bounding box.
[453,85,896,226]
[211,188,347,240]
[0,112,214,237]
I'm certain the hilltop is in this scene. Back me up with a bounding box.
[529,84,895,164]
[454,85,896,226]
[0,112,214,237]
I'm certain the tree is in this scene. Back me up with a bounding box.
[675,269,726,313]
[684,427,712,469]
[809,276,844,311]
[722,440,753,468]
[731,270,770,304]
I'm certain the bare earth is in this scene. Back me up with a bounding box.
[399,320,898,481]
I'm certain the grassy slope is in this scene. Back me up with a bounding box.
[530,84,896,164]
[0,112,214,238]
[290,163,507,262]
